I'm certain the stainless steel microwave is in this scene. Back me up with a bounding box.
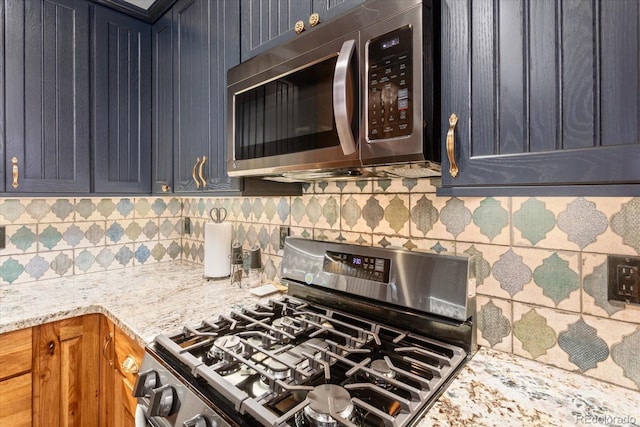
[226,0,440,181]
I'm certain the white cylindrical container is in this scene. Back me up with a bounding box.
[203,222,232,278]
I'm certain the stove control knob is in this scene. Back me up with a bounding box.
[147,384,176,417]
[183,415,212,427]
[132,370,158,398]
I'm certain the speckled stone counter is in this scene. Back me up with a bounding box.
[1,262,638,426]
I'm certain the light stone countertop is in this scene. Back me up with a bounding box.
[1,261,638,426]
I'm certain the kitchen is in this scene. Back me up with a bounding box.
[1,0,639,426]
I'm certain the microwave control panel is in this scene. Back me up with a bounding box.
[323,250,391,283]
[367,26,413,141]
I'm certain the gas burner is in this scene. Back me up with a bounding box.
[208,335,243,361]
[370,359,395,379]
[273,316,296,330]
[368,359,396,389]
[263,358,291,380]
[304,384,355,427]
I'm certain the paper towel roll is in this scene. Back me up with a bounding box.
[203,222,232,278]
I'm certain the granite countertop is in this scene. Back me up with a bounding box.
[1,261,638,426]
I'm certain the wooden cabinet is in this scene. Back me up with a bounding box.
[439,0,640,196]
[35,315,100,427]
[99,316,144,427]
[0,328,33,427]
[5,0,90,193]
[92,4,152,193]
[239,0,364,62]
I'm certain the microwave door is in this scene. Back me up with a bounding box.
[227,33,361,177]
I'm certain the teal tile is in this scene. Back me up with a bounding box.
[9,225,37,252]
[0,257,25,284]
[473,197,508,241]
[533,252,579,305]
[513,198,556,245]
[0,199,26,223]
[39,225,63,250]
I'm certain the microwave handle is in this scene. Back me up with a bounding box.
[333,39,357,156]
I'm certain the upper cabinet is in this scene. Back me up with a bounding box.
[439,0,640,195]
[239,0,365,62]
[152,0,300,195]
[152,0,243,194]
[3,0,152,194]
[93,5,152,193]
[5,0,90,193]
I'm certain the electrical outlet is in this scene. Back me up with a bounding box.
[279,226,290,250]
[0,226,5,249]
[184,217,191,235]
[608,255,640,305]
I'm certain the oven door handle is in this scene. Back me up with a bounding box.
[333,39,357,156]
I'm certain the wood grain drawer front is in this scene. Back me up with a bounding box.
[0,328,32,380]
[0,372,32,427]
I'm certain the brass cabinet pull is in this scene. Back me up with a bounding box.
[11,157,18,188]
[193,157,201,189]
[198,155,207,188]
[103,332,114,367]
[294,20,305,34]
[309,13,320,27]
[161,184,171,193]
[446,113,459,178]
[121,355,139,374]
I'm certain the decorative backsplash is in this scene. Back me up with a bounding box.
[1,179,639,392]
[0,197,183,282]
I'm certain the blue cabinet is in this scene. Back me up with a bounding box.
[439,0,640,195]
[239,0,364,62]
[92,5,152,193]
[5,0,90,193]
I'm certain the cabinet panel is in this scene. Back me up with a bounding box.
[152,13,174,194]
[5,0,90,193]
[439,0,640,195]
[239,0,310,62]
[99,316,115,427]
[37,316,99,427]
[0,0,4,191]
[173,0,212,192]
[0,373,32,427]
[93,5,152,193]
[0,327,32,379]
[239,0,364,62]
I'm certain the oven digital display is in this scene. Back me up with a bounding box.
[323,251,390,283]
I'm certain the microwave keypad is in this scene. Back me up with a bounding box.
[367,27,412,141]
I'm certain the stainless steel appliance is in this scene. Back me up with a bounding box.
[134,238,476,427]
[226,0,440,181]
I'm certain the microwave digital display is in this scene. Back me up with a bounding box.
[367,26,413,141]
[382,37,400,50]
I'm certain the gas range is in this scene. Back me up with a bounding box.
[134,238,476,427]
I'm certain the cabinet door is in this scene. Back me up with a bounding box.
[311,0,364,22]
[172,0,213,192]
[0,328,33,427]
[239,0,311,62]
[0,0,4,191]
[92,5,152,193]
[36,316,100,427]
[113,327,143,427]
[439,0,640,195]
[151,11,174,194]
[205,0,241,192]
[98,316,115,427]
[5,0,90,193]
